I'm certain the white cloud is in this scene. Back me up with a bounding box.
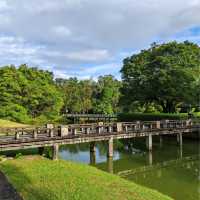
[0,35,46,66]
[0,0,200,78]
[0,0,9,11]
[65,49,111,61]
[53,26,71,37]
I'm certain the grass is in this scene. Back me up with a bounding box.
[0,156,173,200]
[0,119,30,128]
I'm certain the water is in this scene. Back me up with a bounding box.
[58,137,200,200]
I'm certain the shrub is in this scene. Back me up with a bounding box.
[117,113,188,121]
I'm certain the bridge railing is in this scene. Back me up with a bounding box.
[0,120,193,142]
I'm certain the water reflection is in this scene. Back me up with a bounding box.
[107,157,113,174]
[59,138,199,200]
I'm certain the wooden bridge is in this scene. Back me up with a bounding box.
[66,114,117,122]
[0,120,196,160]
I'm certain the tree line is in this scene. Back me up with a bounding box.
[0,41,199,123]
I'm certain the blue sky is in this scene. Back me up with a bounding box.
[0,0,200,80]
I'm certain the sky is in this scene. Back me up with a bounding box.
[0,0,200,80]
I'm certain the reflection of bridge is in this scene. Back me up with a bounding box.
[117,154,199,177]
[0,120,195,160]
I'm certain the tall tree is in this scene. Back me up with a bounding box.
[56,78,94,114]
[0,65,63,122]
[121,41,200,113]
[94,75,121,114]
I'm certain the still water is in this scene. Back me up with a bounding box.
[59,137,200,200]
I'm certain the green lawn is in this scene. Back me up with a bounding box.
[0,156,173,200]
[0,119,30,128]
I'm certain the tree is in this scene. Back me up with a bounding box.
[120,41,200,113]
[0,65,63,123]
[94,75,121,114]
[56,78,94,114]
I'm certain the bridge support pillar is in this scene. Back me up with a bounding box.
[90,151,96,165]
[90,142,96,153]
[107,137,113,157]
[146,134,152,151]
[52,144,59,160]
[90,142,96,165]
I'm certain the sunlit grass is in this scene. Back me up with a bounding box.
[0,119,30,128]
[0,156,173,200]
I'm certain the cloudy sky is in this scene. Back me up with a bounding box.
[0,0,200,79]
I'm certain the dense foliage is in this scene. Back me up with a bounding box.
[56,75,121,115]
[0,41,199,123]
[0,65,63,123]
[121,41,200,113]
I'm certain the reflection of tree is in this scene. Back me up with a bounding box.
[96,142,107,156]
[59,143,89,154]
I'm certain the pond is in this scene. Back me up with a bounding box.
[58,136,199,200]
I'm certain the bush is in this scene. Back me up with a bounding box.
[117,113,188,121]
[0,104,30,123]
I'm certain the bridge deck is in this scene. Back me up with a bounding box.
[0,120,195,152]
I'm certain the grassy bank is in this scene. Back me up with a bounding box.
[0,156,172,200]
[0,119,30,128]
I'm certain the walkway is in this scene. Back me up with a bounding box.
[0,171,22,200]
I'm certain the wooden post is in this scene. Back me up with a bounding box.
[186,119,192,128]
[146,134,152,151]
[52,144,59,160]
[60,125,68,137]
[125,125,128,133]
[49,129,54,137]
[107,137,113,157]
[15,132,19,140]
[33,130,37,139]
[72,128,77,135]
[156,121,161,129]
[97,126,101,134]
[46,124,54,137]
[108,125,112,133]
[86,127,90,134]
[116,123,122,132]
[163,120,169,128]
[80,127,84,133]
[135,121,140,130]
[46,124,54,129]
[98,122,104,134]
